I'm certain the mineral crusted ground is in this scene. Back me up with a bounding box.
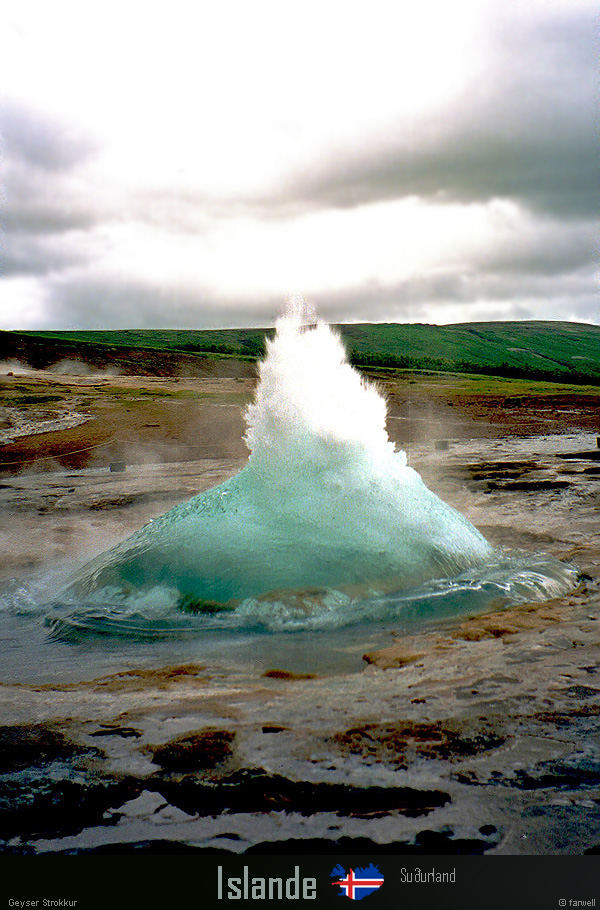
[0,368,599,855]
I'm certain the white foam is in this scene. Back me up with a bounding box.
[69,303,492,604]
[245,304,397,469]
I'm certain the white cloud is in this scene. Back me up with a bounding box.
[1,0,597,328]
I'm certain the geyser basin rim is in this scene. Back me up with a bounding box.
[41,545,580,643]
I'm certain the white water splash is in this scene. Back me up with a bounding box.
[245,304,395,468]
[68,303,492,607]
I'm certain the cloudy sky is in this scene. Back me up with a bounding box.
[1,0,597,329]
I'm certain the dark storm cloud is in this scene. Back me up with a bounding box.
[3,159,100,278]
[1,100,97,173]
[282,11,597,220]
[2,232,90,277]
[311,262,598,326]
[41,274,280,330]
[2,101,101,237]
[478,219,597,277]
[2,101,103,281]
[4,163,100,236]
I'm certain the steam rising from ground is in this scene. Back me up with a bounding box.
[47,360,121,377]
[0,360,35,375]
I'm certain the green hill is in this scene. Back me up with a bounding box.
[5,321,600,384]
[341,321,600,382]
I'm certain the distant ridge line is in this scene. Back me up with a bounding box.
[2,320,599,384]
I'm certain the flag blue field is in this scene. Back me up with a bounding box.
[331,864,384,900]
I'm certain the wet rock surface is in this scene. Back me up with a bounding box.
[151,769,451,819]
[1,609,599,856]
[148,728,236,772]
[0,723,94,773]
[332,719,507,767]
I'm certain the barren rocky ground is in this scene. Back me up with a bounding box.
[0,366,599,855]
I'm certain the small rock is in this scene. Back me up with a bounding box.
[148,728,235,772]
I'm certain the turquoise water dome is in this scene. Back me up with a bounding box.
[69,304,493,609]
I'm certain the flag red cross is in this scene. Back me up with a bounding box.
[332,868,384,900]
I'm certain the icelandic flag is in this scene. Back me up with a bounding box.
[331,864,384,900]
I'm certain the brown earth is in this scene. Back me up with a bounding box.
[0,370,254,474]
[1,364,598,475]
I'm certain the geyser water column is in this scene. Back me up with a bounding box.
[69,305,492,607]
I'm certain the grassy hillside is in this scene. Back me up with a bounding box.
[342,321,600,383]
[16,329,268,360]
[7,321,600,383]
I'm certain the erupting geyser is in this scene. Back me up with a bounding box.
[69,304,493,611]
